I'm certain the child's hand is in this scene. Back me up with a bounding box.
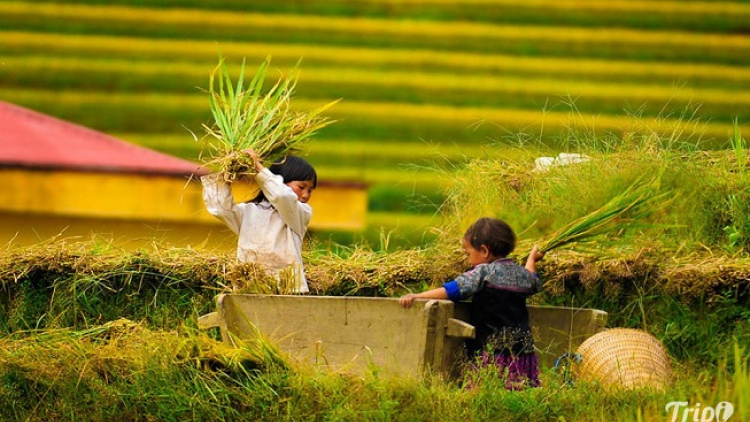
[399,294,418,308]
[529,244,545,262]
[525,244,544,274]
[243,149,264,173]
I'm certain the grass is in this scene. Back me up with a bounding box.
[2,127,750,418]
[0,320,290,421]
[4,2,747,48]
[120,133,471,170]
[437,120,750,255]
[538,175,671,254]
[0,317,747,421]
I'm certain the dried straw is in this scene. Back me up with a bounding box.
[0,318,290,387]
[3,238,747,307]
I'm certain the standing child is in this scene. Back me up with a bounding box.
[201,149,316,293]
[399,217,544,389]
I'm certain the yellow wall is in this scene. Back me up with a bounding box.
[0,168,367,249]
[0,212,239,251]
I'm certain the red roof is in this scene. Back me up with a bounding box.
[0,100,204,176]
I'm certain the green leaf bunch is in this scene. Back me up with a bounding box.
[539,175,672,253]
[201,55,338,181]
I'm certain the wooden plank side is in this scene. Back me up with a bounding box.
[220,295,431,376]
[454,303,608,368]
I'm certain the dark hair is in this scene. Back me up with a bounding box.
[463,217,516,257]
[268,156,317,188]
[251,156,317,203]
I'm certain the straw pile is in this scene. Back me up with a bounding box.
[0,240,231,289]
[305,245,466,296]
[532,248,750,302]
[2,239,748,302]
[0,319,288,389]
[660,255,750,299]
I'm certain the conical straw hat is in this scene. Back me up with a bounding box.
[572,328,672,392]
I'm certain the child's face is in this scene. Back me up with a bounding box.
[287,180,315,203]
[462,237,494,266]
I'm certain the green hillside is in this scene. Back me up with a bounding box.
[1,0,748,229]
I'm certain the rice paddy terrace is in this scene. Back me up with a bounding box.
[1,0,749,221]
[2,5,750,417]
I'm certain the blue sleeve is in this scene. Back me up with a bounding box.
[442,280,462,301]
[530,272,542,294]
[452,264,488,299]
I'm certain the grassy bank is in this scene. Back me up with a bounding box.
[0,318,747,421]
[0,240,748,421]
[2,125,750,419]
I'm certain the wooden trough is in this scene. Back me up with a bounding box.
[198,294,607,378]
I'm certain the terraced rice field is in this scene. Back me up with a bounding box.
[1,0,748,224]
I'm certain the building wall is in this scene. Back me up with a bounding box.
[0,212,239,251]
[0,168,367,249]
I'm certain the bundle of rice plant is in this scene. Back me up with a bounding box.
[538,175,671,254]
[199,55,338,183]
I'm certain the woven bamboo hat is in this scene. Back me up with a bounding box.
[572,328,672,392]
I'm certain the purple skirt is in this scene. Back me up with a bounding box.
[471,351,541,390]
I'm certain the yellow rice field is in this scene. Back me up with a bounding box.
[6,55,749,110]
[2,2,749,52]
[1,88,737,142]
[4,31,749,87]
[332,0,750,16]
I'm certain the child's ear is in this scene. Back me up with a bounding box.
[480,245,491,257]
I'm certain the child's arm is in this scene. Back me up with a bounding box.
[525,244,544,274]
[400,264,490,308]
[201,172,242,235]
[399,287,449,308]
[256,170,312,235]
[246,150,312,236]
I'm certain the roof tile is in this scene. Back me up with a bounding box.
[0,101,203,176]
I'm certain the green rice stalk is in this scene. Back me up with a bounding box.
[730,118,747,176]
[539,175,671,253]
[200,55,338,182]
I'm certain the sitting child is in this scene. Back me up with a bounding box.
[399,217,544,389]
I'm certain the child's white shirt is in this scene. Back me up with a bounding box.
[201,168,311,293]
